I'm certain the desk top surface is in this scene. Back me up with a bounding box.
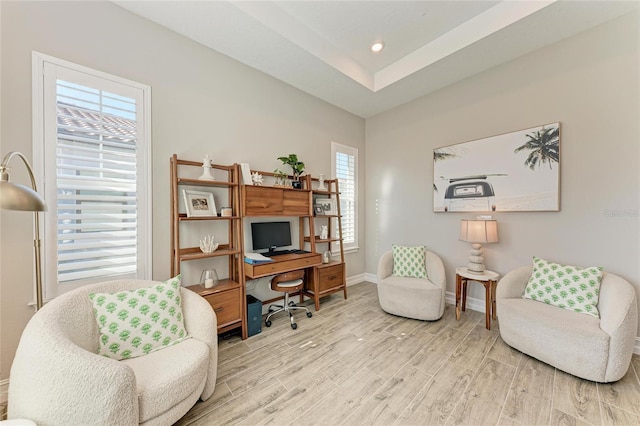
[245,252,322,279]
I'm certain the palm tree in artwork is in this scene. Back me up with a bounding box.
[514,125,559,170]
[433,148,457,191]
[433,148,456,162]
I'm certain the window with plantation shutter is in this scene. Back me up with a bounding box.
[33,52,151,298]
[332,142,358,252]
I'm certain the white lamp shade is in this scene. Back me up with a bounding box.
[459,219,498,244]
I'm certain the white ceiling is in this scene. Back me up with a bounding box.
[115,1,638,118]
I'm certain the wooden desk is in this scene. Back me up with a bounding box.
[244,252,322,279]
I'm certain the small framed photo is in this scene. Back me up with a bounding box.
[183,189,217,217]
[315,198,336,215]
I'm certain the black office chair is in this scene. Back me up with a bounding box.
[265,270,312,330]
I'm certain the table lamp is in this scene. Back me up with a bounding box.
[459,219,498,273]
[0,151,47,310]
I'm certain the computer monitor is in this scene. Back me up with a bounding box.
[251,221,292,252]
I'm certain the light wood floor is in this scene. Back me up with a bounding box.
[176,281,640,426]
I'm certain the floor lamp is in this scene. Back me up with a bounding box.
[0,151,47,310]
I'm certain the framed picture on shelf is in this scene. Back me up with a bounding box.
[183,189,217,217]
[314,198,336,215]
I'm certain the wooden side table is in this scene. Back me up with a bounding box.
[455,267,500,330]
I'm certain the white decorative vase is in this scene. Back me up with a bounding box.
[198,155,215,181]
[318,174,327,191]
[320,225,329,240]
[200,269,219,289]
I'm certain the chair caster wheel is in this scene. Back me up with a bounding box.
[291,323,297,330]
[307,312,312,318]
[265,320,272,327]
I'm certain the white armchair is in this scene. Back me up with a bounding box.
[377,250,446,321]
[8,279,217,425]
[497,266,638,382]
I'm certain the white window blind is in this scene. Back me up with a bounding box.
[34,53,151,297]
[55,82,138,283]
[332,142,358,252]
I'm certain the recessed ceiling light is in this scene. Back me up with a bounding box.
[370,41,385,53]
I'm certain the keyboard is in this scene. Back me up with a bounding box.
[264,249,308,257]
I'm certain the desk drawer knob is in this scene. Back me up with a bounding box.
[214,307,224,312]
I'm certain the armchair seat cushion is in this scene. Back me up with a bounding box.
[122,338,209,423]
[378,275,443,321]
[499,298,609,380]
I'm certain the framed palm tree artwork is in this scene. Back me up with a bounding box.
[433,122,560,212]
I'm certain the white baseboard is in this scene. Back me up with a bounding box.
[363,272,377,284]
[1,378,8,404]
[445,290,485,312]
[346,273,367,287]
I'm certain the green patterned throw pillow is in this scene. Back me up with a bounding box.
[89,275,190,360]
[523,257,603,317]
[392,245,428,279]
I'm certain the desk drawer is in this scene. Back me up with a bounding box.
[316,263,345,293]
[204,288,240,327]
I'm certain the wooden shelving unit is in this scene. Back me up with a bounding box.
[302,177,347,310]
[172,162,346,333]
[170,154,247,338]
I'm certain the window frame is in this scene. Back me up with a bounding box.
[331,141,359,253]
[32,51,152,300]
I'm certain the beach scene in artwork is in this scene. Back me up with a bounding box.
[433,123,560,212]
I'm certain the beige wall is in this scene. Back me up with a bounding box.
[366,12,639,335]
[0,1,365,379]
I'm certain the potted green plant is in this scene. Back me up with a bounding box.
[277,154,305,188]
[273,169,288,187]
